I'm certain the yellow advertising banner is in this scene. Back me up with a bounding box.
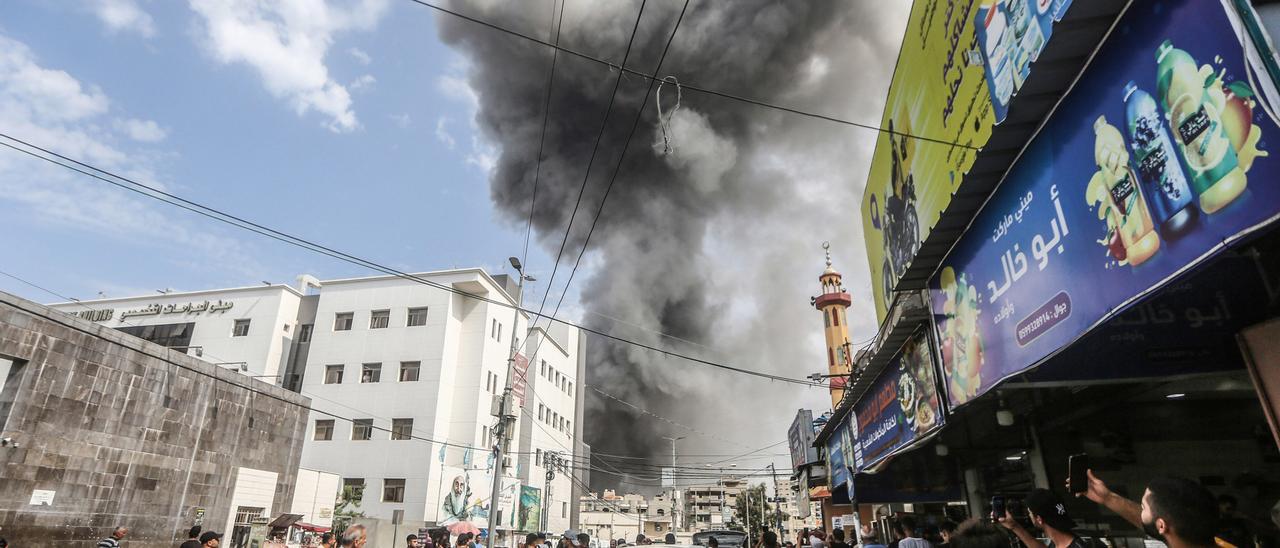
[861,0,1072,319]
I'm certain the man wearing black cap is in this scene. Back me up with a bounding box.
[997,489,1087,548]
[199,531,222,548]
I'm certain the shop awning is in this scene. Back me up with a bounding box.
[295,523,332,533]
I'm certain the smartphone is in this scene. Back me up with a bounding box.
[991,495,1006,521]
[1068,453,1089,494]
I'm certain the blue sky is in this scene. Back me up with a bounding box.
[0,0,558,305]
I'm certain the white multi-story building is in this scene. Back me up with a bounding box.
[48,267,585,539]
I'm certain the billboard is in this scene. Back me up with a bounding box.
[862,0,1074,320]
[788,409,818,469]
[511,353,530,407]
[518,486,542,533]
[850,330,944,472]
[931,0,1280,408]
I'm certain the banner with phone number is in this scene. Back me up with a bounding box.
[849,330,944,473]
[931,0,1280,409]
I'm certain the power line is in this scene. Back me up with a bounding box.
[527,0,650,340]
[402,0,979,150]
[519,0,566,285]
[0,132,820,387]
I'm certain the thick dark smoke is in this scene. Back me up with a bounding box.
[437,0,908,491]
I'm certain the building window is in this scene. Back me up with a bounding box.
[491,319,497,339]
[833,309,840,326]
[383,479,405,503]
[407,307,429,327]
[392,418,413,440]
[540,360,547,377]
[335,312,354,331]
[370,309,390,329]
[566,420,571,433]
[352,419,373,440]
[482,425,488,444]
[298,324,313,343]
[361,363,381,383]
[824,309,830,327]
[568,381,574,394]
[342,478,365,500]
[314,419,334,441]
[325,365,344,384]
[563,502,568,518]
[538,404,545,421]
[400,361,420,382]
[232,319,251,337]
[536,448,542,466]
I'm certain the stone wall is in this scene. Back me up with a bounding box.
[0,291,310,547]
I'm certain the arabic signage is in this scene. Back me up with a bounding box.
[861,0,1074,320]
[511,353,530,407]
[850,330,944,472]
[826,429,849,493]
[789,409,818,469]
[116,300,234,321]
[932,0,1280,408]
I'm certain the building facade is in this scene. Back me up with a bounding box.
[682,477,746,530]
[46,268,585,538]
[0,291,310,547]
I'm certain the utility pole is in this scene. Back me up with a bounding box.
[660,436,684,533]
[543,452,558,533]
[769,464,782,533]
[488,257,534,548]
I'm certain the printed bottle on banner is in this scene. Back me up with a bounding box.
[982,3,1015,107]
[1091,115,1160,266]
[1124,81,1196,236]
[1156,40,1246,214]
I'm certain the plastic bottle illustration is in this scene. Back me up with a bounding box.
[1088,115,1160,266]
[1124,81,1195,236]
[1156,40,1246,214]
[982,3,1015,107]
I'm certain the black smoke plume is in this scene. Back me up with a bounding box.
[436,0,908,491]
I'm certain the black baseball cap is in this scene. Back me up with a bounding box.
[1025,489,1076,532]
[200,531,223,544]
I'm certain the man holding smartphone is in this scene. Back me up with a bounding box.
[1073,470,1219,548]
[996,489,1088,548]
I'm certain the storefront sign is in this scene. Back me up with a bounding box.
[73,308,114,322]
[850,330,944,472]
[119,299,234,320]
[861,0,1074,320]
[29,489,55,506]
[789,409,818,469]
[826,430,849,493]
[932,0,1280,408]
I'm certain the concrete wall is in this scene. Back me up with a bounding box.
[0,291,310,547]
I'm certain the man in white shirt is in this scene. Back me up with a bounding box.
[895,517,932,548]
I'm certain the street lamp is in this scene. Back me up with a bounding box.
[660,436,685,532]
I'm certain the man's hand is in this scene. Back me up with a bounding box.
[1072,469,1111,504]
[994,510,1020,532]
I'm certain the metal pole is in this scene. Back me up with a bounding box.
[543,452,556,533]
[660,436,683,533]
[488,263,527,548]
[770,464,782,533]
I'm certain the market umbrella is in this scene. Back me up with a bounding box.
[447,521,482,537]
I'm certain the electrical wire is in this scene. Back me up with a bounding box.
[401,0,979,150]
[0,133,821,388]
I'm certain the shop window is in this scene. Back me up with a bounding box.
[298,324,313,343]
[383,479,405,503]
[352,419,373,440]
[335,312,354,331]
[407,307,429,327]
[314,419,334,441]
[361,363,381,383]
[325,365,344,384]
[400,361,420,382]
[391,418,413,440]
[370,310,390,329]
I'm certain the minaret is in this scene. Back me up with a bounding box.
[813,242,853,408]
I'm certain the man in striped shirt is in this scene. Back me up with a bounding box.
[97,527,128,548]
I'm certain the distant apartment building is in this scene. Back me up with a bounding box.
[777,478,821,537]
[579,490,676,543]
[48,267,585,538]
[682,477,747,530]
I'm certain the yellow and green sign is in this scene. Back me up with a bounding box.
[861,0,1072,319]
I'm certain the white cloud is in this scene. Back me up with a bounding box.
[466,134,497,173]
[188,0,390,133]
[434,117,455,148]
[0,34,261,275]
[349,74,375,93]
[90,0,156,38]
[390,113,411,128]
[115,118,168,142]
[348,47,372,65]
[437,69,497,173]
